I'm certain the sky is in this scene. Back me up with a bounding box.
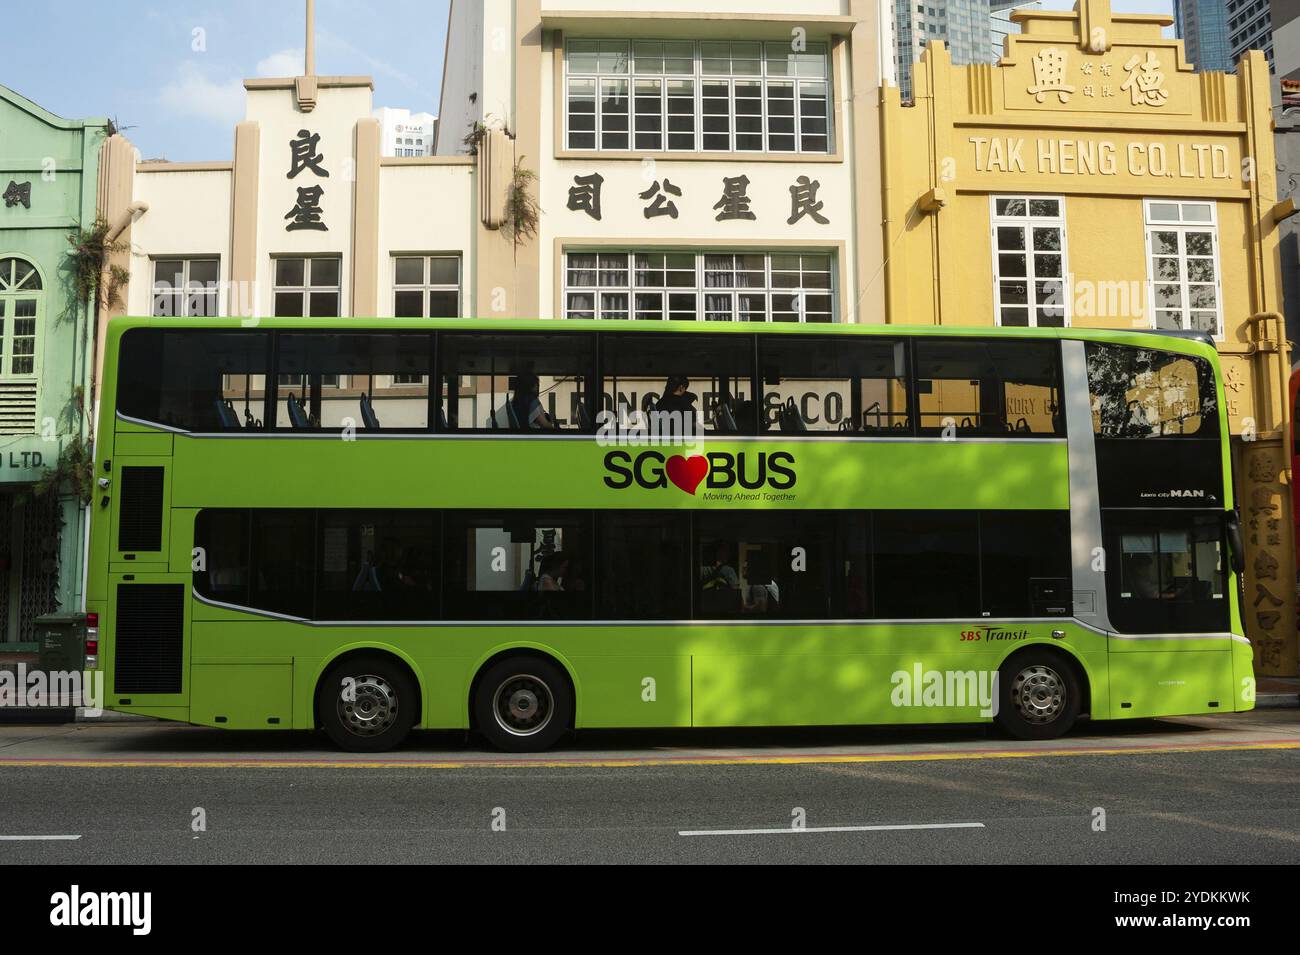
[3,0,1174,163]
[2,0,449,162]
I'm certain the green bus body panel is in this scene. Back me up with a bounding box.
[168,437,1068,511]
[87,317,1251,735]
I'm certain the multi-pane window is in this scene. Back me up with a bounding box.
[151,258,219,317]
[564,39,831,153]
[273,256,341,318]
[990,196,1067,328]
[0,257,42,378]
[563,251,835,323]
[1144,200,1221,337]
[393,255,460,318]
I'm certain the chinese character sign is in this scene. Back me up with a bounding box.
[1027,48,1075,104]
[285,129,330,231]
[1121,51,1169,108]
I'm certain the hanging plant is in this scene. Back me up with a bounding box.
[502,157,540,250]
[67,218,129,310]
[34,435,94,505]
[462,120,489,156]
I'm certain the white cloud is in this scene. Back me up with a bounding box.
[257,48,305,77]
[157,61,245,126]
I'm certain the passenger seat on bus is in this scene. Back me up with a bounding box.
[779,397,808,433]
[360,392,380,430]
[214,398,241,430]
[287,393,310,429]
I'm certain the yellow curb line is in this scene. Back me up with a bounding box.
[1,739,1297,769]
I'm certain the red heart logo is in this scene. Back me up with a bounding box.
[665,454,708,495]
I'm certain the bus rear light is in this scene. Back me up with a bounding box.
[86,612,99,627]
[85,639,98,654]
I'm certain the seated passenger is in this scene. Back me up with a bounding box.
[656,375,698,416]
[511,373,557,431]
[742,553,780,613]
[536,552,569,592]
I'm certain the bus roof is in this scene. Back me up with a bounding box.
[104,316,1220,361]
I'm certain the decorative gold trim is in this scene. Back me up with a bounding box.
[351,117,381,317]
[229,121,260,320]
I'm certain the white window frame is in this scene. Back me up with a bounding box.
[150,256,222,317]
[391,254,462,318]
[0,256,44,382]
[1142,199,1223,339]
[561,250,837,323]
[563,38,832,155]
[271,255,343,319]
[989,195,1070,328]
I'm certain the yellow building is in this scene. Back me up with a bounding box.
[883,0,1297,676]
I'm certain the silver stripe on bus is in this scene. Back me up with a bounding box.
[115,411,1065,444]
[1061,339,1114,633]
[190,589,1246,641]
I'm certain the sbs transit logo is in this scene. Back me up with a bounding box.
[602,450,796,496]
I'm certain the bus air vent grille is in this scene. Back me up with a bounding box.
[118,466,164,552]
[114,583,184,694]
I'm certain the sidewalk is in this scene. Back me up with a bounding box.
[1258,676,1300,709]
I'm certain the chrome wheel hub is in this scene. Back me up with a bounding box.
[337,674,399,737]
[493,675,554,737]
[1011,664,1066,725]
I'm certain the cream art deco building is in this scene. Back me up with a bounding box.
[96,0,895,404]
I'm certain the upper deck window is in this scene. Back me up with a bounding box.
[1086,342,1219,439]
[564,39,831,154]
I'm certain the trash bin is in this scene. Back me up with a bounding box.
[35,612,89,675]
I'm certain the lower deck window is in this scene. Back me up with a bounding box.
[193,507,1073,624]
[1104,510,1228,634]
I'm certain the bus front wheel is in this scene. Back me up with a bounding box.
[317,655,418,752]
[473,657,573,752]
[994,650,1082,741]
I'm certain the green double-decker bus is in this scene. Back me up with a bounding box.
[86,317,1252,751]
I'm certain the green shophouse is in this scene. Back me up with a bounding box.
[0,84,108,647]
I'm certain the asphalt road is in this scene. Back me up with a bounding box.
[2,710,1298,864]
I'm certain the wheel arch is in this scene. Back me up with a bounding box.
[465,642,581,731]
[312,642,427,729]
[994,641,1094,717]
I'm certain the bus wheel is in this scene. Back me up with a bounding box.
[995,651,1081,741]
[474,657,572,752]
[317,656,417,753]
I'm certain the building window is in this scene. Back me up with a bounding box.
[990,196,1067,328]
[273,256,341,317]
[1144,200,1221,337]
[563,251,835,322]
[0,256,42,379]
[151,257,220,317]
[564,39,831,154]
[393,255,461,318]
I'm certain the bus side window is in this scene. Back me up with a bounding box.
[118,328,271,433]
[1086,342,1218,440]
[757,336,909,434]
[913,339,1062,438]
[438,333,595,433]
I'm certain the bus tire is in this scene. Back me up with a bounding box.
[994,649,1082,741]
[317,655,418,753]
[473,657,572,752]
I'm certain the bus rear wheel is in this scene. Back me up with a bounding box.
[473,657,572,752]
[317,656,417,752]
[994,650,1082,741]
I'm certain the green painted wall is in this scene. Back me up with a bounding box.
[0,84,108,632]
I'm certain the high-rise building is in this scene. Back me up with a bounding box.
[1273,0,1300,83]
[893,1,1019,100]
[373,107,437,158]
[1226,0,1275,68]
[990,0,1039,60]
[1174,0,1233,72]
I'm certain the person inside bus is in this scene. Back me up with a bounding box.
[742,552,780,614]
[657,375,698,416]
[536,552,569,592]
[700,542,739,598]
[352,550,381,592]
[1127,554,1160,599]
[511,373,557,431]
